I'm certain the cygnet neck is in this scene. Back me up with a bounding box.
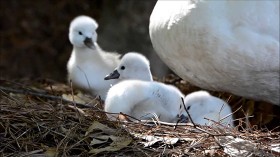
[136,69,153,81]
[73,43,103,62]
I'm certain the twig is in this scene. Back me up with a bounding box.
[187,136,205,149]
[38,124,71,139]
[203,117,226,128]
[102,109,188,125]
[109,111,142,122]
[19,149,44,157]
[181,97,197,127]
[0,86,95,109]
[140,120,194,127]
[0,79,36,91]
[102,110,195,127]
[219,105,242,122]
[69,80,83,121]
[180,97,233,137]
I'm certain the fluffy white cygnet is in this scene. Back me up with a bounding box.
[183,91,234,127]
[104,52,183,122]
[105,80,184,122]
[104,52,153,81]
[150,1,279,105]
[67,15,121,100]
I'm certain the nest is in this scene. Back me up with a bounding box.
[0,75,279,156]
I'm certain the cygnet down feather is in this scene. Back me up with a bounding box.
[183,91,234,127]
[105,80,184,122]
[67,15,121,100]
[104,52,153,81]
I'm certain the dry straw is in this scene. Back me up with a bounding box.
[0,76,279,156]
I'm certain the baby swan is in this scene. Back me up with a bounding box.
[184,91,234,127]
[105,80,184,122]
[104,52,153,81]
[104,53,183,122]
[67,15,120,100]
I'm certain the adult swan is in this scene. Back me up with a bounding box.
[149,0,279,105]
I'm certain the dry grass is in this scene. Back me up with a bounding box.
[0,75,279,156]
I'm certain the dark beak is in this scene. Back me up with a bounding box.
[104,70,120,80]
[84,37,95,49]
[177,114,188,123]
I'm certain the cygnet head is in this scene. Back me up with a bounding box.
[104,52,153,81]
[69,15,98,49]
[184,91,233,126]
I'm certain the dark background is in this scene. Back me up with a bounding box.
[1,0,279,129]
[0,0,170,82]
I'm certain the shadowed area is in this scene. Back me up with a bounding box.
[0,1,279,156]
[0,0,169,81]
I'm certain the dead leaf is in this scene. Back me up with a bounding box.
[67,105,86,116]
[90,135,111,145]
[256,102,274,125]
[44,147,58,157]
[85,121,116,136]
[89,135,132,154]
[86,121,132,155]
[9,93,26,99]
[271,143,280,153]
[132,133,181,147]
[44,83,71,93]
[218,136,257,157]
[62,93,87,104]
[245,100,255,116]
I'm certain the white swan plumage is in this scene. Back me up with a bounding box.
[104,52,153,81]
[183,91,234,127]
[104,52,184,122]
[149,1,279,105]
[105,80,184,122]
[67,15,120,100]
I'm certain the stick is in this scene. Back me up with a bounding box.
[219,105,242,122]
[0,86,95,109]
[181,97,197,127]
[180,97,233,137]
[103,110,194,126]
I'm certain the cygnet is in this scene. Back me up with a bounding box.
[105,80,184,122]
[183,91,234,127]
[67,15,121,100]
[104,52,153,81]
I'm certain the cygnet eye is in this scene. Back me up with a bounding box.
[120,66,125,70]
[78,31,83,35]
[187,106,191,110]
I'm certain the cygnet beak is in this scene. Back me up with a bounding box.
[84,37,95,49]
[177,114,188,123]
[104,70,120,80]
